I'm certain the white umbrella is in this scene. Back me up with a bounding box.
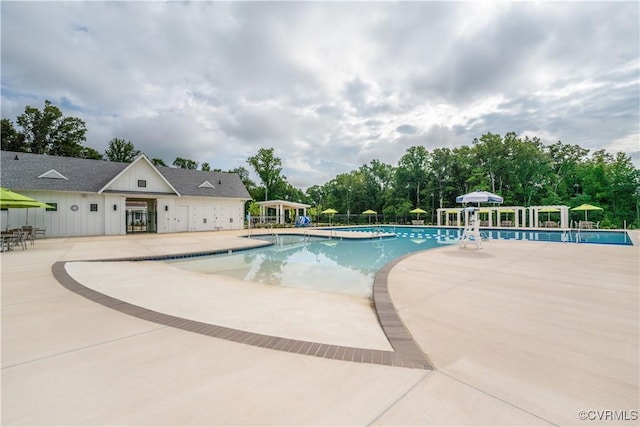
[456,190,503,204]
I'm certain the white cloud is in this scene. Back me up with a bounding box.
[2,1,638,189]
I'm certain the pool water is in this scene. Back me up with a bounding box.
[335,226,633,246]
[164,234,449,298]
[165,227,632,298]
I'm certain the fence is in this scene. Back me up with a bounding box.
[126,210,157,234]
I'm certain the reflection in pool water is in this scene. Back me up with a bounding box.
[165,226,632,298]
[164,233,455,298]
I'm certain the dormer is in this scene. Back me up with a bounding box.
[38,169,68,180]
[199,181,215,189]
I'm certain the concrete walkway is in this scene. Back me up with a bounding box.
[1,230,638,425]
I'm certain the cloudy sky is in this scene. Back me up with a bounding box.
[2,1,638,189]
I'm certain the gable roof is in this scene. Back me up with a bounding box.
[37,169,68,180]
[0,151,251,200]
[157,165,251,198]
[97,154,181,196]
[1,151,128,192]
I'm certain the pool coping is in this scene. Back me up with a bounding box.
[50,241,434,370]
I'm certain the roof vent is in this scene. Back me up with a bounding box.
[38,169,68,180]
[14,155,19,160]
[198,180,215,189]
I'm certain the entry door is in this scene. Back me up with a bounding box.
[176,205,189,232]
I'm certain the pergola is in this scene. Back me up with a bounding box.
[437,206,527,228]
[436,205,570,228]
[528,205,570,229]
[256,200,311,225]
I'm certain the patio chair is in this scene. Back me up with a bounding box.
[34,226,46,239]
[7,229,27,251]
[0,234,12,252]
[22,226,35,245]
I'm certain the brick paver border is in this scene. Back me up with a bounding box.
[51,247,433,370]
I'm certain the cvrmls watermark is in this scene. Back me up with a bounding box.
[577,410,638,421]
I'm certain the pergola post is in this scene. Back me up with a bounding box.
[257,200,312,226]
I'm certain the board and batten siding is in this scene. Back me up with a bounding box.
[157,197,246,233]
[1,191,107,237]
[104,195,127,235]
[104,159,175,194]
[2,193,245,236]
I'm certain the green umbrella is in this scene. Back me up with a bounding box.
[0,187,54,209]
[539,206,561,221]
[321,208,337,226]
[539,207,561,213]
[571,203,603,220]
[1,187,55,227]
[410,208,427,220]
[362,209,377,224]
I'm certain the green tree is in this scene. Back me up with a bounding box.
[322,172,359,221]
[281,182,307,204]
[247,201,261,217]
[229,166,256,194]
[247,148,284,201]
[173,157,199,170]
[305,184,325,221]
[472,132,509,195]
[15,100,87,156]
[359,159,395,213]
[201,162,211,171]
[104,138,141,162]
[427,147,457,210]
[396,146,430,207]
[607,152,639,227]
[544,141,589,202]
[0,118,25,152]
[151,158,168,167]
[79,146,103,160]
[502,134,550,206]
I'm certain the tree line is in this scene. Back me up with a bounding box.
[2,100,639,228]
[301,137,639,229]
[1,100,252,178]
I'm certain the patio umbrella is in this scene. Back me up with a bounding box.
[409,208,427,220]
[571,203,603,220]
[362,209,377,224]
[1,188,54,227]
[0,188,53,209]
[321,208,337,226]
[456,190,504,204]
[539,206,561,221]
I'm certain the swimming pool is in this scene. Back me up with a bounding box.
[333,225,634,246]
[165,226,632,298]
[164,233,451,298]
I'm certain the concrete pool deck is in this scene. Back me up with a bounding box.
[1,229,639,425]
